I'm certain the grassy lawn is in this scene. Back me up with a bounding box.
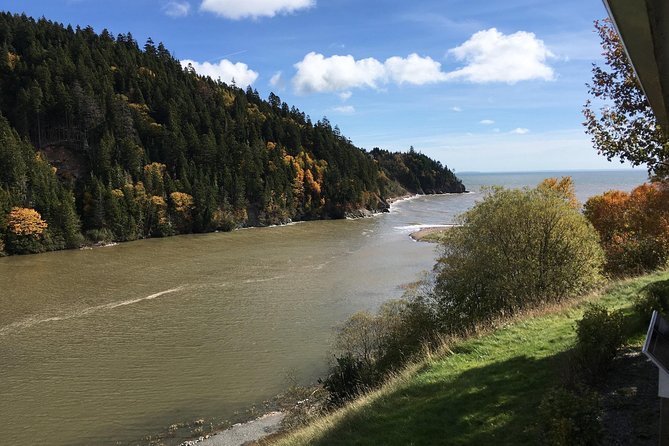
[272,271,667,446]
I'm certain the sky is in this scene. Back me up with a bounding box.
[1,0,640,173]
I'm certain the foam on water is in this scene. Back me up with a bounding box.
[0,286,185,337]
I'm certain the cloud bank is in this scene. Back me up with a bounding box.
[290,28,555,94]
[181,59,259,87]
[200,0,314,19]
[292,52,446,94]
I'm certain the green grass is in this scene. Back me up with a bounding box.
[273,271,667,446]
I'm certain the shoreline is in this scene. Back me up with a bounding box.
[6,191,464,257]
[180,412,285,446]
[410,225,458,242]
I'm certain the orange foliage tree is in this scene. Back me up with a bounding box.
[4,207,49,254]
[584,182,669,274]
[283,150,326,213]
[7,207,48,236]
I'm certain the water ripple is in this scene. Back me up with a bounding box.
[0,286,186,337]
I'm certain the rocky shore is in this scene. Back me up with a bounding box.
[179,412,285,446]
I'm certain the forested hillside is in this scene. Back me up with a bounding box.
[370,147,463,195]
[0,12,464,255]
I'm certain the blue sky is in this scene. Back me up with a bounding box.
[2,0,638,172]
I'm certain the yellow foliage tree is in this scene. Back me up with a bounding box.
[170,192,194,214]
[537,176,579,208]
[143,163,167,196]
[169,192,194,233]
[6,207,48,236]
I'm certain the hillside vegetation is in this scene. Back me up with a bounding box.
[0,12,464,255]
[263,178,663,446]
[273,271,664,446]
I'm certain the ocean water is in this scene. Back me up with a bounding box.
[458,169,649,202]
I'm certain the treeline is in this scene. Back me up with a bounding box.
[0,12,463,255]
[370,147,464,195]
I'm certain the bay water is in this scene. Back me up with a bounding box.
[0,169,648,445]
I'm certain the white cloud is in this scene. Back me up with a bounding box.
[200,0,314,20]
[291,52,450,94]
[479,119,495,125]
[269,71,284,88]
[181,59,259,87]
[338,91,353,101]
[445,28,555,83]
[384,54,447,85]
[292,52,385,93]
[332,105,355,114]
[290,28,554,94]
[163,1,191,17]
[510,127,529,134]
[451,106,462,112]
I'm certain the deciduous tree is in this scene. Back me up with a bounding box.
[435,184,603,333]
[584,182,669,274]
[583,19,669,177]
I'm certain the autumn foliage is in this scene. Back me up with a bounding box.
[537,177,579,208]
[6,207,48,236]
[584,182,669,274]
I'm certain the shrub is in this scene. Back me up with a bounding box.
[435,182,604,333]
[539,386,603,446]
[573,304,624,381]
[634,279,669,324]
[584,182,669,275]
[322,292,442,406]
[319,354,371,408]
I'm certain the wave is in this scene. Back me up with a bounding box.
[242,275,287,284]
[0,286,185,337]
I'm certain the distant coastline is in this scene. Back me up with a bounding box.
[457,167,647,175]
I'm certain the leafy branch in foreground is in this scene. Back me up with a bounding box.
[583,19,668,177]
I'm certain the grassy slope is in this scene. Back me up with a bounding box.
[273,271,667,446]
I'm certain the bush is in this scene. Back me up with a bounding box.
[584,182,669,275]
[435,183,604,333]
[319,355,371,407]
[634,279,669,324]
[539,386,603,446]
[322,292,442,406]
[573,304,624,381]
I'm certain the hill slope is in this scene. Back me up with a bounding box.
[273,272,664,446]
[0,12,464,254]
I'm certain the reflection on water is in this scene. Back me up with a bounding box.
[0,169,647,445]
